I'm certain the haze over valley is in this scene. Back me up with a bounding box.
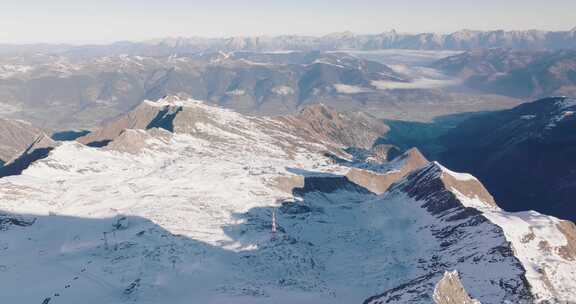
[1,2,576,303]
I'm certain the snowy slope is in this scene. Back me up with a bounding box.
[0,97,575,304]
[365,163,576,303]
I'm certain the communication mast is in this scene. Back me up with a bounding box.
[271,208,277,234]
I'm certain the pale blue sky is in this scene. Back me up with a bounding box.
[0,0,574,44]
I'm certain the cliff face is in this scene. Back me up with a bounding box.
[346,148,429,194]
[0,119,47,164]
[433,271,481,304]
[440,97,576,222]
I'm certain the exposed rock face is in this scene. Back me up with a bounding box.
[368,144,401,163]
[439,97,576,221]
[77,97,183,146]
[364,163,533,304]
[79,97,390,161]
[0,213,35,231]
[433,271,481,304]
[557,221,576,261]
[0,133,58,177]
[276,103,390,151]
[396,163,478,214]
[364,162,576,303]
[0,119,47,164]
[103,128,173,154]
[346,148,429,194]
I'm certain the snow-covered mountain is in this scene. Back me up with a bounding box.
[0,97,574,304]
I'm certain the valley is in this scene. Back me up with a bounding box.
[1,22,575,304]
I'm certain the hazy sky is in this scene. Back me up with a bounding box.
[1,0,575,44]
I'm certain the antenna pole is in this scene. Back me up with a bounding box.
[272,208,277,234]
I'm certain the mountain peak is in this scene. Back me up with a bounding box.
[297,103,338,119]
[280,103,389,150]
[395,147,429,167]
[0,118,48,164]
[0,132,58,177]
[391,161,497,214]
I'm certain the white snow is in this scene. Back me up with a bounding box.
[435,161,477,181]
[0,100,574,304]
[333,84,372,94]
[143,96,203,107]
[226,89,247,96]
[371,77,459,90]
[0,64,34,78]
[450,187,576,303]
[271,86,295,95]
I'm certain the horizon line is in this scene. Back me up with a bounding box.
[1,27,575,46]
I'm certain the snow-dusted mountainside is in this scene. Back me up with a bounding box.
[0,51,409,130]
[363,162,576,303]
[434,49,576,98]
[0,49,521,130]
[439,96,576,222]
[1,97,575,304]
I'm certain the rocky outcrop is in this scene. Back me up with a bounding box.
[0,134,58,177]
[390,161,497,215]
[103,128,173,154]
[433,271,481,304]
[0,213,36,231]
[277,103,390,151]
[364,162,533,304]
[346,148,429,194]
[366,161,576,303]
[78,96,392,163]
[77,96,184,146]
[557,220,576,261]
[0,119,47,164]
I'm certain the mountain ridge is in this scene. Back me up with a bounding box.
[0,97,574,303]
[3,28,576,57]
[439,96,576,222]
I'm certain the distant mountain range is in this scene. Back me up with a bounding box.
[1,29,576,57]
[0,50,518,130]
[434,48,576,98]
